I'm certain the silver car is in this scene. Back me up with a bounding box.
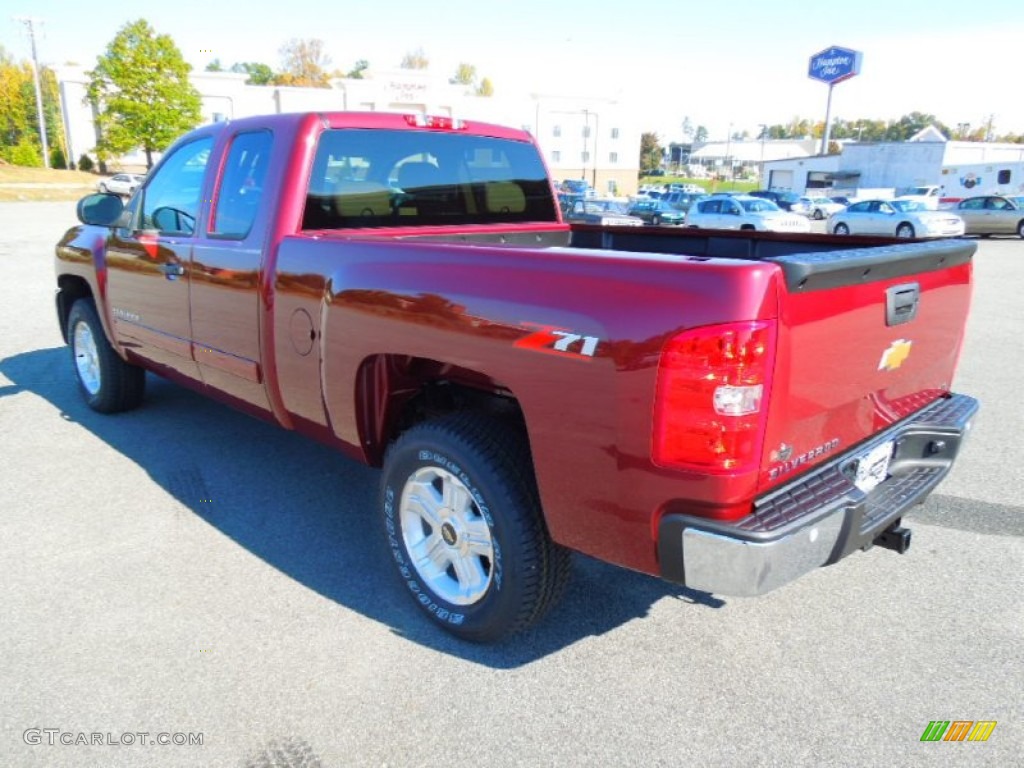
[96,173,146,197]
[829,199,964,239]
[953,196,1024,238]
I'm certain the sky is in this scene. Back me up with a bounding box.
[4,0,1023,142]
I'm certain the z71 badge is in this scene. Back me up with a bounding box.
[514,324,600,359]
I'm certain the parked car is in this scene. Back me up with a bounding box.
[802,196,846,220]
[829,199,965,239]
[96,173,146,197]
[565,198,644,226]
[748,189,804,211]
[627,199,686,225]
[684,195,811,233]
[829,196,858,207]
[952,195,1024,238]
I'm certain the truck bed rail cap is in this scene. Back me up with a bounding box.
[767,239,975,292]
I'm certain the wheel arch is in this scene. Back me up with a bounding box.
[56,275,95,343]
[354,353,529,468]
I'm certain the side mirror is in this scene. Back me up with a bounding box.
[76,193,125,226]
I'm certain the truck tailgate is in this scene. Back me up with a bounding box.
[759,239,974,492]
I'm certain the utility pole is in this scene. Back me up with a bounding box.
[14,16,50,168]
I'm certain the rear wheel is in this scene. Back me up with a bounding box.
[813,208,824,220]
[381,412,570,642]
[652,215,661,226]
[833,223,850,235]
[67,299,145,413]
[896,223,916,238]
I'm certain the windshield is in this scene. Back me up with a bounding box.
[740,198,781,212]
[892,200,927,212]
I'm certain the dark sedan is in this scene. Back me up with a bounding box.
[627,199,686,225]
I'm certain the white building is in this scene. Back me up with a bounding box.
[760,127,1024,195]
[55,66,642,195]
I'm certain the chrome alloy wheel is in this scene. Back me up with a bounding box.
[73,320,102,395]
[399,466,494,605]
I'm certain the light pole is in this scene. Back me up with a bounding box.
[725,123,733,185]
[14,16,50,168]
[759,124,767,184]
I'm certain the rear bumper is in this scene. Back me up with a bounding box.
[657,393,978,596]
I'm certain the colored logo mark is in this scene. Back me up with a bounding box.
[920,720,996,742]
[878,339,912,371]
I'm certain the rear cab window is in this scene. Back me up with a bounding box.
[302,129,558,230]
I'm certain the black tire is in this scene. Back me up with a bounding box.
[896,223,915,238]
[1018,220,1024,239]
[834,223,850,235]
[98,182,108,193]
[813,208,824,220]
[67,299,145,413]
[652,215,661,226]
[381,412,570,642]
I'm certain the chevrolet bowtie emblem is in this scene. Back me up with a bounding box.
[878,339,913,371]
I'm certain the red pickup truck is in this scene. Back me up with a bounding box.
[55,112,978,641]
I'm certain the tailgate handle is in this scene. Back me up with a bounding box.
[886,283,919,326]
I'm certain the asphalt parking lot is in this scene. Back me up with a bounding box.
[1,202,1021,767]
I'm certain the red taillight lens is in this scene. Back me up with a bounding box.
[653,320,776,473]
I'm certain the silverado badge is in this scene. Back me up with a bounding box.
[878,339,912,371]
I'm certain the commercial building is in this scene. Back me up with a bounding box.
[55,66,642,195]
[760,127,1024,195]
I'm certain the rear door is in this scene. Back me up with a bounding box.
[105,136,214,378]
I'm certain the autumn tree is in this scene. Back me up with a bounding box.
[86,19,202,169]
[451,63,476,85]
[400,48,429,69]
[476,77,494,97]
[230,62,275,85]
[0,46,66,167]
[276,39,331,87]
[640,132,662,172]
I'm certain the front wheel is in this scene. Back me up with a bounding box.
[381,412,570,642]
[98,182,108,193]
[1017,220,1024,238]
[896,223,915,238]
[833,223,850,235]
[67,299,145,413]
[652,215,661,226]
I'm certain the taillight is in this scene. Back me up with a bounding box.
[652,320,776,473]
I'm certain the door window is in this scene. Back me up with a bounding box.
[140,137,213,235]
[212,131,272,238]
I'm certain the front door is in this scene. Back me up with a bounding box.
[105,136,214,379]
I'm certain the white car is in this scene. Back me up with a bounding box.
[684,195,811,233]
[802,196,846,220]
[97,173,146,197]
[829,199,964,239]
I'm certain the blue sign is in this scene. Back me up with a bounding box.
[808,46,863,85]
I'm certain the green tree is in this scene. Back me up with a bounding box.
[86,19,202,169]
[694,125,708,143]
[230,61,275,85]
[205,58,223,72]
[640,131,662,172]
[346,59,369,79]
[276,38,331,87]
[400,48,429,69]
